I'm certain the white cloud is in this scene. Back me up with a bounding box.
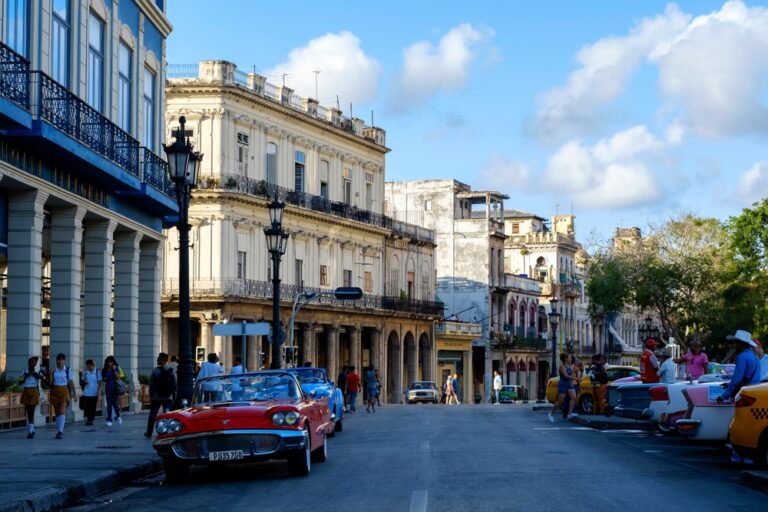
[531,5,690,141]
[543,125,669,209]
[653,1,768,137]
[391,23,495,111]
[265,31,381,107]
[477,157,531,190]
[737,161,768,205]
[531,0,768,141]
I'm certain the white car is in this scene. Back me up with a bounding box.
[407,381,439,404]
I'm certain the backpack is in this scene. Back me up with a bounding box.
[156,367,174,397]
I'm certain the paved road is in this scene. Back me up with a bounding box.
[67,405,763,511]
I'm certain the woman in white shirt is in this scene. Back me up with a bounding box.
[197,353,224,402]
[19,356,45,439]
[80,359,102,426]
[48,353,77,439]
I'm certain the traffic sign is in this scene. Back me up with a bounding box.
[333,287,363,300]
[212,322,270,336]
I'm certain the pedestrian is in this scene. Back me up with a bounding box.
[446,375,459,405]
[375,369,382,406]
[656,349,676,384]
[80,359,101,426]
[548,353,579,422]
[346,365,360,413]
[337,366,348,412]
[365,367,378,413]
[674,340,708,380]
[145,353,176,438]
[493,370,502,405]
[102,355,123,426]
[197,353,224,402]
[753,340,768,381]
[640,338,660,383]
[590,354,608,415]
[167,354,179,374]
[229,355,245,401]
[718,330,761,464]
[19,356,45,439]
[48,353,77,439]
[452,373,461,404]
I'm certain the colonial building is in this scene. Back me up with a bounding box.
[385,179,507,401]
[162,61,441,403]
[0,0,174,415]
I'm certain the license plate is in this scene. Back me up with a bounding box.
[209,450,244,461]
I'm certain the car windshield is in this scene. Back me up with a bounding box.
[287,368,327,384]
[193,372,301,405]
[411,382,436,390]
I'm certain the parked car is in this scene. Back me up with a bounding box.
[614,383,659,420]
[287,367,344,434]
[547,365,640,414]
[676,381,735,441]
[499,385,522,403]
[407,381,439,404]
[606,375,642,415]
[729,383,768,465]
[152,371,333,482]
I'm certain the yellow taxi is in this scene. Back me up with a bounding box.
[546,365,639,414]
[729,383,768,465]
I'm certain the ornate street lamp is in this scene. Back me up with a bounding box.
[638,315,660,345]
[264,196,289,368]
[549,297,560,377]
[163,116,203,406]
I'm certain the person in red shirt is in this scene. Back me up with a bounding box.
[346,366,361,413]
[640,338,660,383]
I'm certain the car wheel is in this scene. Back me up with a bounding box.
[288,427,311,477]
[334,418,343,432]
[163,458,189,484]
[311,432,328,463]
[578,395,593,415]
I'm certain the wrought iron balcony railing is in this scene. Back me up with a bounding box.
[162,278,444,317]
[141,146,175,198]
[0,43,29,109]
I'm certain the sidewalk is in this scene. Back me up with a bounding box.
[531,406,655,430]
[0,412,161,512]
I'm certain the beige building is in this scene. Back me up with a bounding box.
[162,61,441,403]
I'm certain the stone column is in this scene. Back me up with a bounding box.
[49,206,86,421]
[246,336,260,371]
[326,325,338,383]
[408,340,418,386]
[83,220,116,367]
[350,325,361,371]
[301,324,312,366]
[369,328,380,370]
[464,350,473,404]
[7,190,48,426]
[113,231,143,412]
[138,239,161,376]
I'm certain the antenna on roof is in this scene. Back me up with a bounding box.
[336,95,341,111]
[371,110,374,127]
[281,72,289,87]
[313,70,321,100]
[350,102,353,118]
[555,203,560,215]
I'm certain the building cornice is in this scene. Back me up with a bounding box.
[136,0,173,37]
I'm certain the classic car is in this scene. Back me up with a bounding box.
[287,367,344,434]
[499,385,522,403]
[614,382,660,420]
[547,365,640,414]
[152,371,333,482]
[729,383,768,465]
[606,375,642,415]
[676,381,735,441]
[407,381,439,404]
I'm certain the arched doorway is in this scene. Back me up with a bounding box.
[418,332,431,382]
[386,331,401,404]
[403,331,416,389]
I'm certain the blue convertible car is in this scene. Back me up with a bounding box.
[287,367,344,435]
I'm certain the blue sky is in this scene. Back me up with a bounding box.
[167,1,768,246]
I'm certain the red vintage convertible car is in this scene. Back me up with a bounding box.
[152,371,333,482]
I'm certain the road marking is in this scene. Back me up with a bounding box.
[644,450,663,454]
[598,429,646,434]
[410,490,428,512]
[420,440,430,450]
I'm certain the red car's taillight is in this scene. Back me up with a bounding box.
[649,386,669,402]
[735,394,757,407]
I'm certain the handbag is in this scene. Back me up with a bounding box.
[115,379,127,396]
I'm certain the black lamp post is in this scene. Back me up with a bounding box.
[549,297,560,377]
[638,315,660,345]
[264,196,289,369]
[163,116,203,406]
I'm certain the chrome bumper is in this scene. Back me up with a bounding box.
[154,428,307,461]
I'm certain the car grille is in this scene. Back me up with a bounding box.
[172,434,282,459]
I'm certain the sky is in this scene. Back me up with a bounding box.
[166,0,768,247]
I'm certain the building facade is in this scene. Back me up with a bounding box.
[0,0,174,415]
[163,61,441,403]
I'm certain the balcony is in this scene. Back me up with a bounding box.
[198,173,433,241]
[162,278,445,317]
[435,321,483,338]
[0,43,32,128]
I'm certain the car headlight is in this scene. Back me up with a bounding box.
[284,411,299,425]
[272,412,286,426]
[168,419,183,433]
[155,419,169,434]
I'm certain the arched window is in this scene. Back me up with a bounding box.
[266,142,278,184]
[519,303,526,330]
[508,300,516,329]
[529,304,536,327]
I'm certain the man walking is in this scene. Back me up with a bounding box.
[346,366,360,413]
[145,353,176,438]
[365,367,378,413]
[493,370,502,404]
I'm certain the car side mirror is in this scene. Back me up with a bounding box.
[309,390,318,398]
[181,398,189,408]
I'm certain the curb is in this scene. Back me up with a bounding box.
[569,415,654,430]
[0,458,162,512]
[741,470,768,493]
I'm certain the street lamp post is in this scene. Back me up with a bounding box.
[549,297,560,377]
[264,196,289,369]
[163,116,203,406]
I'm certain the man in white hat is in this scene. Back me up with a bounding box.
[718,330,760,403]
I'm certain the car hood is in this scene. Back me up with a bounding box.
[161,402,300,432]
